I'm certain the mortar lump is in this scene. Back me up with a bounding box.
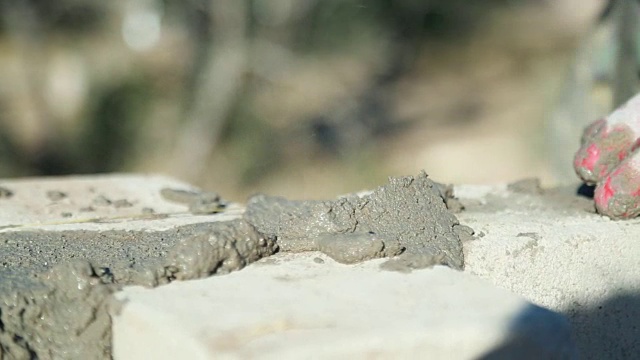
[0,220,277,360]
[245,172,467,270]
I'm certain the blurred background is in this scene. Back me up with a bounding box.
[0,0,631,201]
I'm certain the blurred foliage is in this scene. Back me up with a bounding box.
[0,0,612,199]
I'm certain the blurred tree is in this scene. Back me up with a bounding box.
[0,0,607,198]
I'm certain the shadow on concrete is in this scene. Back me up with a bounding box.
[477,291,640,359]
[562,291,640,359]
[576,183,595,199]
[476,303,575,360]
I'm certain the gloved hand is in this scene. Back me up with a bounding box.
[574,93,640,219]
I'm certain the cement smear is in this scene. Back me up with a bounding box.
[245,172,468,270]
[0,220,276,359]
[462,178,596,215]
[160,188,226,214]
[315,232,404,265]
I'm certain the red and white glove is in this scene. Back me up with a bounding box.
[575,93,640,219]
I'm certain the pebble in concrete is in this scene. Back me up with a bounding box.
[112,252,576,360]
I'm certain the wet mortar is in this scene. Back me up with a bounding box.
[245,172,469,270]
[0,172,490,359]
[0,220,276,359]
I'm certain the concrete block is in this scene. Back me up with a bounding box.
[7,174,628,359]
[456,183,640,359]
[112,252,576,360]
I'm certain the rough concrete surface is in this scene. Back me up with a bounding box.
[112,252,576,360]
[4,173,638,359]
[456,180,640,359]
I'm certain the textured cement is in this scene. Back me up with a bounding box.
[245,172,469,270]
[0,220,276,359]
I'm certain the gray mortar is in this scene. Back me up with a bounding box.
[315,232,404,264]
[507,178,544,195]
[244,172,468,270]
[160,188,226,214]
[45,190,67,202]
[0,220,276,359]
[0,172,472,359]
[379,253,448,273]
